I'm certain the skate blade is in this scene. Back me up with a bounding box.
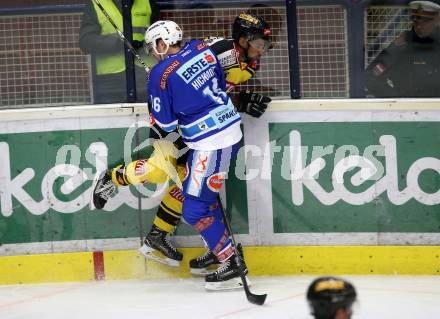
[205,276,251,291]
[190,266,218,276]
[138,245,180,268]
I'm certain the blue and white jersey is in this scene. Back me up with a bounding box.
[148,39,242,150]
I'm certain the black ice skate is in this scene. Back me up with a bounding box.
[191,243,245,275]
[189,250,221,275]
[205,250,250,291]
[92,169,117,209]
[138,231,183,267]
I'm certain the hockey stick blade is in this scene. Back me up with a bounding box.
[238,269,267,305]
[247,291,267,306]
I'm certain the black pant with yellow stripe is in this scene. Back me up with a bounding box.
[153,183,184,233]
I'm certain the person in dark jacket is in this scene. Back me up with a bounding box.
[79,0,159,103]
[365,0,440,97]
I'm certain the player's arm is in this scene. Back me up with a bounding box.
[115,85,182,187]
[149,78,179,142]
[148,65,178,133]
[144,72,184,185]
[228,57,271,118]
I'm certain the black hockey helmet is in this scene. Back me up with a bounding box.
[307,277,357,319]
[232,12,271,42]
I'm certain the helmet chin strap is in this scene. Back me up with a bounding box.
[153,42,170,60]
[237,36,252,61]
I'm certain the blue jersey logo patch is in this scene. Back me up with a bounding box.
[209,102,239,129]
[177,50,217,83]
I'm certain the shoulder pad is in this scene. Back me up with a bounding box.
[159,60,181,90]
[206,37,234,55]
[204,36,226,45]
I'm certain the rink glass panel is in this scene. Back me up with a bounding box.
[3,2,440,107]
[295,5,349,98]
[364,6,411,67]
[0,13,91,108]
[1,2,352,107]
[161,6,291,98]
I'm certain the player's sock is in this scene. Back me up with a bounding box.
[152,185,184,233]
[112,164,130,186]
[138,226,183,267]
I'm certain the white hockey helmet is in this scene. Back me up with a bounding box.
[145,20,183,55]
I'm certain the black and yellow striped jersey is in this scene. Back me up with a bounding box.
[205,37,259,92]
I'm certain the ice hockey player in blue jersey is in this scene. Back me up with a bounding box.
[91,13,272,282]
[145,20,246,290]
[147,25,242,150]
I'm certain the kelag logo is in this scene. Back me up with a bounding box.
[0,142,165,217]
[266,122,440,208]
[1,121,438,219]
[286,130,440,206]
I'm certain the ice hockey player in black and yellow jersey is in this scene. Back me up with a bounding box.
[92,13,272,275]
[205,12,273,107]
[206,36,259,93]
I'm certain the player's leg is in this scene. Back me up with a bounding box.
[138,184,184,267]
[183,195,247,290]
[138,162,187,266]
[182,145,247,290]
[92,140,179,209]
[137,167,222,272]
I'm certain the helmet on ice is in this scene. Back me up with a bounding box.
[307,277,357,319]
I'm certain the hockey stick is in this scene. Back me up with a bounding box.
[217,195,267,306]
[92,0,150,74]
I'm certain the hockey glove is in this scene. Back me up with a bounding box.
[237,90,272,118]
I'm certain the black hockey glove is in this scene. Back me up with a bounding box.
[237,90,272,118]
[132,40,144,50]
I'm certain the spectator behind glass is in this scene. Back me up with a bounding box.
[365,0,440,97]
[79,0,159,104]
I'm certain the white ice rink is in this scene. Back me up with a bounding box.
[0,276,439,318]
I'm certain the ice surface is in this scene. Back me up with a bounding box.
[0,275,439,318]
